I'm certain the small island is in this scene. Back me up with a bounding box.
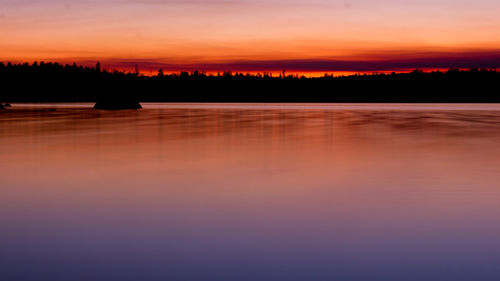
[94,100,142,110]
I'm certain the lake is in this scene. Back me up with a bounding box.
[1,103,500,281]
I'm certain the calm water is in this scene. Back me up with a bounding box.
[1,103,500,281]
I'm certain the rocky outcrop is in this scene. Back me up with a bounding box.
[94,100,142,110]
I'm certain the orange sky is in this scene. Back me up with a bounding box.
[2,0,500,73]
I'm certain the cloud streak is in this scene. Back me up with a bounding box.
[94,50,500,73]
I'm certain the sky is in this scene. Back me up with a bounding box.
[1,0,500,74]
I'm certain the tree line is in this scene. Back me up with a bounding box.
[1,62,499,102]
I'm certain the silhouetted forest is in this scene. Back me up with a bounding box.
[1,61,499,102]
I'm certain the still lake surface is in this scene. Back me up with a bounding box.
[1,103,500,281]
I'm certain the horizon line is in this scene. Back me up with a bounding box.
[2,60,498,79]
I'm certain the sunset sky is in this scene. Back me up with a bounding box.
[2,0,500,74]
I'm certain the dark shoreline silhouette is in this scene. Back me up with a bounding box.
[1,61,500,103]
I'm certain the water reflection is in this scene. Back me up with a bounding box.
[1,103,500,281]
